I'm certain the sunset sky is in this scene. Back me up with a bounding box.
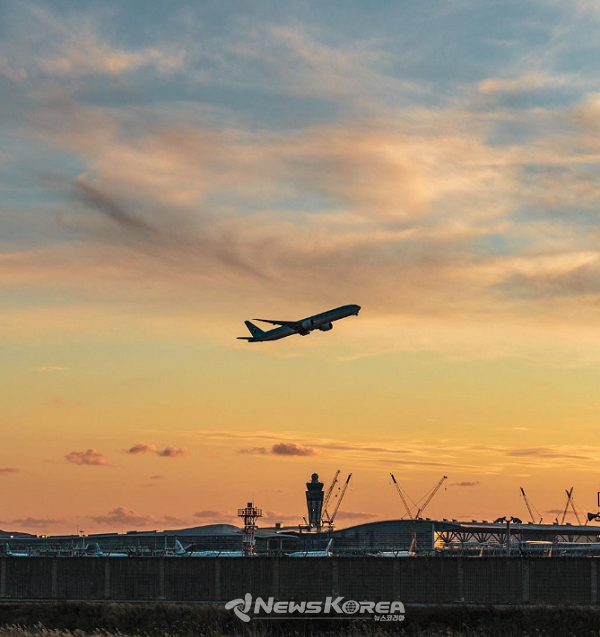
[3,0,600,535]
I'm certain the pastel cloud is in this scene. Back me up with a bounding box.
[39,37,184,78]
[0,3,184,81]
[193,510,236,523]
[204,429,600,475]
[156,446,188,458]
[4,80,600,372]
[65,449,108,466]
[90,507,159,527]
[261,510,301,523]
[504,447,590,460]
[89,508,188,529]
[0,468,19,476]
[239,443,317,457]
[9,517,64,528]
[271,442,317,457]
[124,443,187,457]
[477,72,576,96]
[125,442,157,455]
[334,511,377,521]
[8,96,600,339]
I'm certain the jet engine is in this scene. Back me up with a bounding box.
[301,318,316,330]
[319,322,333,332]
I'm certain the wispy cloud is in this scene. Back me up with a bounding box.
[334,510,377,521]
[90,507,187,529]
[8,517,64,528]
[238,447,268,455]
[0,468,19,476]
[477,72,579,96]
[0,3,184,82]
[504,447,590,460]
[193,510,237,523]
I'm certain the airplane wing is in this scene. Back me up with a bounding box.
[253,318,299,327]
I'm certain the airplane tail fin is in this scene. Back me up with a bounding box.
[326,539,333,552]
[244,320,265,338]
[175,540,187,555]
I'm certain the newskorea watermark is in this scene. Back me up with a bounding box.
[225,593,405,622]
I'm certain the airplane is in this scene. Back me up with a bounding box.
[175,540,244,557]
[82,543,128,558]
[238,305,360,342]
[374,550,415,557]
[1,543,29,557]
[96,546,129,558]
[289,539,333,558]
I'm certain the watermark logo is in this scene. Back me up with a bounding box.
[225,593,253,622]
[225,594,405,622]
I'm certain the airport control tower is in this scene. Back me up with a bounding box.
[306,473,324,529]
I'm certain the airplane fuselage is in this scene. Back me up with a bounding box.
[258,325,297,342]
[185,550,244,557]
[289,550,331,557]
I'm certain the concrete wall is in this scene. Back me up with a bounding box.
[0,557,599,605]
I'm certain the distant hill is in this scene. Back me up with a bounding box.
[0,529,35,538]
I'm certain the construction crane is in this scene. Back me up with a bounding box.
[560,488,572,525]
[321,470,340,524]
[390,473,413,519]
[568,489,582,526]
[415,476,448,518]
[325,473,352,526]
[520,487,543,524]
[560,488,582,525]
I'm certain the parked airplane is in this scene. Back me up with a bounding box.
[238,305,360,342]
[374,550,415,557]
[182,550,244,557]
[175,540,244,557]
[81,543,128,558]
[289,539,333,558]
[1,543,28,557]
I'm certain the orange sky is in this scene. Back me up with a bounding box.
[3,1,600,535]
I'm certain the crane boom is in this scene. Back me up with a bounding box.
[390,473,413,519]
[416,476,447,518]
[568,489,582,526]
[520,487,535,523]
[561,488,573,525]
[321,470,340,523]
[329,473,352,524]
